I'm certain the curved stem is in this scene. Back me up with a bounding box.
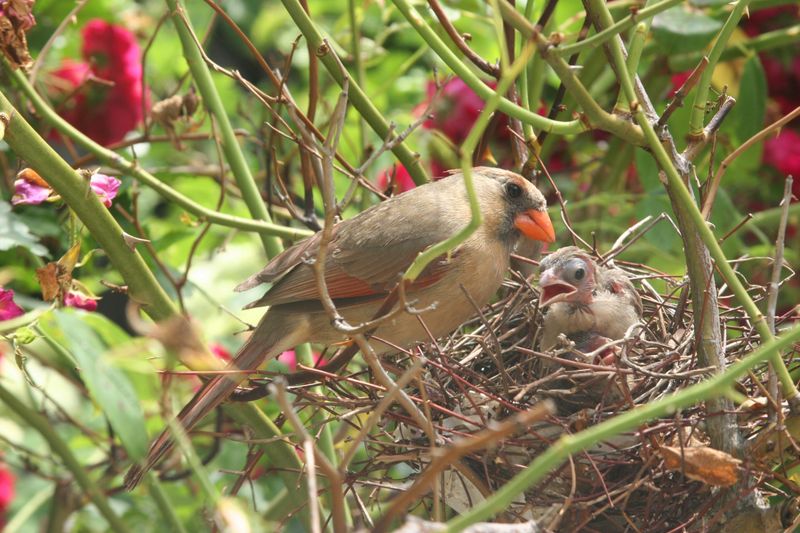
[280,0,430,186]
[404,43,535,282]
[5,65,310,240]
[166,0,284,256]
[493,1,646,146]
[391,0,583,136]
[556,0,683,57]
[594,0,799,401]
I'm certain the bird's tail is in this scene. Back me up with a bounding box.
[123,316,289,490]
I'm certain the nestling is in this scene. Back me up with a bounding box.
[537,246,642,361]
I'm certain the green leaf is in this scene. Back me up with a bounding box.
[652,6,723,54]
[733,56,767,143]
[0,202,49,256]
[635,148,661,192]
[39,309,148,460]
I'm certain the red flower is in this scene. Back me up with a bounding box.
[51,20,144,146]
[668,70,692,98]
[63,291,98,311]
[377,164,416,193]
[0,463,14,525]
[423,78,508,145]
[210,343,232,362]
[0,288,23,320]
[764,129,800,187]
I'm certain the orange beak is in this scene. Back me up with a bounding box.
[514,209,555,243]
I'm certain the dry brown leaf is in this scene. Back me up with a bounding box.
[35,243,82,303]
[17,168,49,188]
[0,0,35,69]
[660,445,741,486]
[35,263,59,302]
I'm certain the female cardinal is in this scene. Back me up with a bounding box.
[537,247,641,358]
[125,167,555,487]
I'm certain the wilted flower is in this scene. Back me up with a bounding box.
[63,291,98,312]
[0,287,23,320]
[51,19,144,146]
[11,176,50,205]
[89,173,121,207]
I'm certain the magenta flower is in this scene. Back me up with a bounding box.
[11,177,50,205]
[0,287,24,320]
[63,291,98,312]
[89,174,121,207]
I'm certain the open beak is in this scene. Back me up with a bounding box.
[515,209,555,243]
[538,269,577,307]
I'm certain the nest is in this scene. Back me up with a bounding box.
[288,260,800,531]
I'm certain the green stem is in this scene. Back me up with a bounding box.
[391,0,583,136]
[146,475,188,533]
[0,383,131,533]
[688,0,752,136]
[446,322,800,530]
[493,1,646,146]
[348,0,366,160]
[280,0,429,186]
[0,91,177,322]
[556,0,683,57]
[166,0,283,256]
[669,24,800,71]
[404,43,534,281]
[2,72,313,531]
[596,0,799,399]
[614,21,648,111]
[4,66,309,241]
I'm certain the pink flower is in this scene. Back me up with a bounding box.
[764,129,800,178]
[423,78,508,145]
[63,291,98,311]
[51,19,144,146]
[0,463,14,525]
[89,174,121,207]
[210,343,232,362]
[11,177,50,205]
[277,349,326,371]
[377,164,416,193]
[0,288,24,320]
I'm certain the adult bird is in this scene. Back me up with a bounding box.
[125,167,555,488]
[537,246,642,360]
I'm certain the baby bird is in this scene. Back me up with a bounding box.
[537,247,642,361]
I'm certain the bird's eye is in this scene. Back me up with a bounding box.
[574,267,585,281]
[506,182,523,199]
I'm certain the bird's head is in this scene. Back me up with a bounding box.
[472,167,555,244]
[538,247,597,307]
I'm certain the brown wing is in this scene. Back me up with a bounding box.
[237,190,463,309]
